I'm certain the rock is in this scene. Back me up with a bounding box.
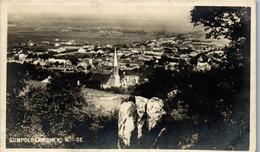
[167,89,180,99]
[118,102,136,148]
[135,96,149,140]
[146,97,166,132]
[118,96,168,148]
[41,76,51,84]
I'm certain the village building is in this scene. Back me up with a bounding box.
[121,75,139,88]
[27,40,35,46]
[76,62,90,73]
[48,47,66,53]
[54,42,61,47]
[41,41,50,46]
[45,58,74,72]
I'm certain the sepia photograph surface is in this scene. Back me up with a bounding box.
[1,0,256,151]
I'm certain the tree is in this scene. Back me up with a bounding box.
[43,73,87,136]
[191,7,251,69]
[67,56,79,65]
[130,7,251,149]
[190,6,251,104]
[191,7,250,42]
[6,63,28,130]
[38,53,50,60]
[189,6,250,149]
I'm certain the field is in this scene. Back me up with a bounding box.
[8,19,157,45]
[8,29,155,45]
[82,88,128,112]
[28,80,127,113]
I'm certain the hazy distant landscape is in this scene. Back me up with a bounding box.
[8,13,207,45]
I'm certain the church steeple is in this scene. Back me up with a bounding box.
[113,48,118,67]
[106,47,120,87]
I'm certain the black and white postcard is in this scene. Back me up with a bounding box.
[0,0,256,151]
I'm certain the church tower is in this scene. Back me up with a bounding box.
[107,48,120,87]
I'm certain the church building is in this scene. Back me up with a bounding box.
[106,48,120,87]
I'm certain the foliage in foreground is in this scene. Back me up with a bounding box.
[130,6,250,150]
[6,71,118,148]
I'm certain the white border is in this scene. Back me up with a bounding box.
[0,0,256,152]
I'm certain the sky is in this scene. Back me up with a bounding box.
[8,3,194,20]
[8,1,199,32]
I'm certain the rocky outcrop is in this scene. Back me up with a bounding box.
[135,96,148,140]
[146,97,166,132]
[118,102,136,148]
[118,96,167,148]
